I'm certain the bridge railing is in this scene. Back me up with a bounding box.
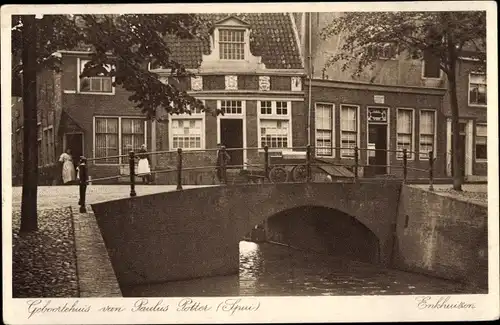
[75,145,436,212]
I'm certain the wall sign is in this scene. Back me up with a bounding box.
[225,75,238,90]
[191,76,203,91]
[291,76,302,91]
[259,76,270,91]
[374,95,385,104]
[368,107,388,122]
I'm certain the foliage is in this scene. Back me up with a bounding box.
[11,14,214,119]
[320,11,486,76]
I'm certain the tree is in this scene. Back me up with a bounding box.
[11,14,211,231]
[320,11,486,191]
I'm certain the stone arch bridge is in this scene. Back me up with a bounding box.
[92,182,402,287]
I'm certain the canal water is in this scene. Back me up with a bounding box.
[123,241,467,297]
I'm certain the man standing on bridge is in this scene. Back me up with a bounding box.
[215,143,231,183]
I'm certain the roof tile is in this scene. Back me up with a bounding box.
[165,13,303,70]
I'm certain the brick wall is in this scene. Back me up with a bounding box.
[307,82,447,178]
[393,185,488,290]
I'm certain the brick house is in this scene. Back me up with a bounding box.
[12,13,307,185]
[442,55,488,178]
[11,68,62,185]
[291,12,487,179]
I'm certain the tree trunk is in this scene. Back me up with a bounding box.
[447,38,463,191]
[20,15,38,232]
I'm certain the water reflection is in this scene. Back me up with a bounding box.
[123,241,468,297]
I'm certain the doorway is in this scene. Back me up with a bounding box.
[65,133,84,163]
[220,119,243,167]
[367,124,388,176]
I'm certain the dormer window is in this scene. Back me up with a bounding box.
[219,29,245,60]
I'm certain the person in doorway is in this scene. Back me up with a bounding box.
[215,143,231,183]
[59,148,76,185]
[137,144,151,184]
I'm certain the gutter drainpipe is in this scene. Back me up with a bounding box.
[307,12,313,146]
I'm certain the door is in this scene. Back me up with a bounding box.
[367,124,388,176]
[451,122,467,177]
[65,133,84,163]
[220,119,243,167]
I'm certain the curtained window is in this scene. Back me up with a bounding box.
[315,103,333,156]
[397,109,414,159]
[95,118,119,164]
[419,110,436,159]
[469,73,487,105]
[340,105,358,158]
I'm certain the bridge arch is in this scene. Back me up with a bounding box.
[92,182,401,286]
[263,205,380,264]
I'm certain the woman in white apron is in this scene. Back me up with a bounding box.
[137,144,151,184]
[59,149,76,184]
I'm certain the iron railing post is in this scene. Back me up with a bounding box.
[221,146,227,184]
[78,156,88,213]
[129,151,137,197]
[306,144,311,183]
[429,150,434,191]
[264,145,269,181]
[354,146,359,181]
[403,149,408,183]
[177,148,183,190]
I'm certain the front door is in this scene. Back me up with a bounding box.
[65,133,84,163]
[367,124,388,176]
[220,119,243,168]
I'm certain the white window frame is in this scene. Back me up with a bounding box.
[93,116,148,165]
[396,108,415,160]
[340,104,361,159]
[77,58,116,95]
[314,102,335,158]
[468,72,487,107]
[418,109,437,161]
[257,100,292,152]
[475,123,487,162]
[168,101,206,151]
[217,28,247,61]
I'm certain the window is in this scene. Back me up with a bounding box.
[260,120,289,149]
[397,109,414,159]
[419,110,436,160]
[260,101,272,115]
[42,127,54,165]
[475,124,487,160]
[221,100,242,114]
[469,73,487,105]
[79,59,113,93]
[422,50,441,78]
[368,43,397,59]
[94,117,147,164]
[171,119,202,149]
[340,105,358,158]
[315,103,334,156]
[170,104,204,150]
[258,101,291,150]
[121,119,145,155]
[219,29,245,60]
[95,118,119,163]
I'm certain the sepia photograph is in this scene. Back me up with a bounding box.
[2,2,498,323]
